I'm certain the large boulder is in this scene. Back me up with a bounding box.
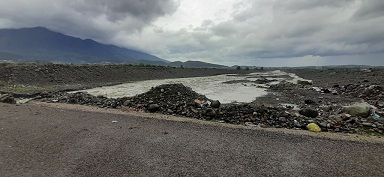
[205,108,216,117]
[147,104,160,112]
[299,108,319,118]
[343,103,372,118]
[210,100,221,108]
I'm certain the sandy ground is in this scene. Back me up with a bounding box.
[1,101,384,177]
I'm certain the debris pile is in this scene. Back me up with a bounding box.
[39,83,384,135]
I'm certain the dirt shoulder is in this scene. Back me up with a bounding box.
[33,101,384,144]
[1,102,384,177]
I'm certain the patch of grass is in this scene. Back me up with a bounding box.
[0,85,54,93]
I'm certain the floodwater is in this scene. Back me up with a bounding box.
[76,70,310,103]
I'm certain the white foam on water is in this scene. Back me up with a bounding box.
[75,70,310,103]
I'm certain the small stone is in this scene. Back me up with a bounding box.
[308,119,315,123]
[40,91,50,98]
[304,99,316,105]
[50,99,59,103]
[278,117,287,122]
[361,122,373,127]
[245,122,257,127]
[123,100,131,106]
[334,117,342,122]
[319,122,328,128]
[205,108,216,117]
[190,107,199,113]
[293,120,302,127]
[258,124,268,128]
[167,109,174,114]
[147,104,160,112]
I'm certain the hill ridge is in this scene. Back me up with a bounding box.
[0,27,166,63]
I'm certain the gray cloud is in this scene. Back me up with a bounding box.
[0,0,179,42]
[0,0,383,66]
[353,0,384,20]
[147,0,384,66]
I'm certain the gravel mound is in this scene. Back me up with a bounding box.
[38,83,384,136]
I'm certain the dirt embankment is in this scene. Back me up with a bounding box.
[286,68,384,87]
[0,63,251,93]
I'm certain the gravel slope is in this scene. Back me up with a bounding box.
[0,64,250,94]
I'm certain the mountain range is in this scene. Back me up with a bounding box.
[0,27,164,63]
[0,27,226,68]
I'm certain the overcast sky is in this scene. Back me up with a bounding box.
[1,0,384,66]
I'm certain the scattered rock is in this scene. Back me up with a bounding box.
[343,103,372,118]
[0,94,16,104]
[299,108,319,118]
[307,123,321,132]
[205,108,216,117]
[147,104,160,112]
[298,80,312,85]
[278,117,287,122]
[123,100,131,106]
[40,91,50,98]
[39,82,384,136]
[312,87,322,92]
[361,122,374,127]
[167,109,174,114]
[210,100,221,108]
[245,122,257,127]
[293,120,302,127]
[304,99,316,105]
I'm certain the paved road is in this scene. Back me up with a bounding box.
[1,102,383,177]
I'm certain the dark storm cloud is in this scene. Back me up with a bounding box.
[0,0,179,43]
[143,0,384,66]
[352,0,384,20]
[199,0,384,63]
[273,0,351,12]
[76,0,179,22]
[0,0,383,66]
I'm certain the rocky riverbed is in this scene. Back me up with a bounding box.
[34,80,384,136]
[1,64,383,136]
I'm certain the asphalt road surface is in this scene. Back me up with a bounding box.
[1,102,383,177]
